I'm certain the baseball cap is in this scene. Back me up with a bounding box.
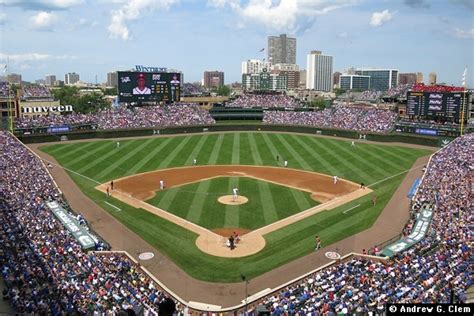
[137,73,146,80]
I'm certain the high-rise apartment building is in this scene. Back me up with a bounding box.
[333,71,342,88]
[416,72,423,83]
[241,59,270,75]
[268,34,296,64]
[107,72,118,87]
[339,74,370,90]
[45,75,56,86]
[306,51,333,92]
[203,71,224,88]
[65,72,80,85]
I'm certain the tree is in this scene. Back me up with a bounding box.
[50,86,108,113]
[334,88,346,96]
[211,85,230,96]
[310,96,326,109]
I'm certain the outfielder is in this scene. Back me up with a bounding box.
[284,160,288,168]
[351,141,355,147]
[116,141,120,148]
[193,158,197,166]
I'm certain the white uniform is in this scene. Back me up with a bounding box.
[116,142,120,148]
[351,141,355,147]
[284,160,288,167]
[333,176,338,184]
[132,86,151,95]
[160,180,164,190]
[193,158,197,165]
[232,188,238,201]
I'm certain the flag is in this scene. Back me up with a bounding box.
[461,67,467,87]
[259,48,265,52]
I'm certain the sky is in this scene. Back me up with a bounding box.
[0,0,473,87]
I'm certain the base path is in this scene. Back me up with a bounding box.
[97,165,371,258]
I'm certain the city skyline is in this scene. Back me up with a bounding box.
[0,0,473,87]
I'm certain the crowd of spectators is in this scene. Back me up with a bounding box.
[182,82,208,96]
[226,94,302,109]
[411,83,465,93]
[256,133,472,314]
[0,82,10,97]
[0,131,180,314]
[21,85,52,99]
[15,104,215,130]
[263,106,397,133]
[384,84,412,98]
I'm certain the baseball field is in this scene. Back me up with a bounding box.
[40,132,432,282]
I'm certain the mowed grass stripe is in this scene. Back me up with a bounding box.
[239,134,254,165]
[231,133,240,164]
[68,142,117,171]
[140,138,182,171]
[261,133,282,166]
[248,134,279,223]
[275,134,312,170]
[185,134,210,167]
[323,139,379,183]
[158,136,192,169]
[215,134,234,164]
[224,177,240,227]
[289,135,339,175]
[185,135,224,222]
[128,138,174,175]
[95,139,155,180]
[305,136,355,177]
[199,178,228,229]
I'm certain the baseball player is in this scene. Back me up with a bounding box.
[351,141,355,147]
[116,141,120,148]
[232,187,238,202]
[160,180,164,190]
[333,175,338,184]
[193,158,197,166]
[284,160,288,168]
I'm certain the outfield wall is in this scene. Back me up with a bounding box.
[16,124,447,147]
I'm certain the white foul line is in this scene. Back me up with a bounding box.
[343,204,360,214]
[105,201,121,212]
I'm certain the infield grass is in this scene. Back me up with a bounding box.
[41,132,433,282]
[146,176,319,230]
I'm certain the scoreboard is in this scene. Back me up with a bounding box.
[118,71,181,103]
[406,91,467,121]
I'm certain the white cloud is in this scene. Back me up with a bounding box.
[370,9,395,27]
[0,13,6,25]
[208,0,358,34]
[454,27,474,38]
[0,0,83,10]
[0,53,77,62]
[108,0,179,40]
[30,11,57,30]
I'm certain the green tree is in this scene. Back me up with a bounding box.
[51,86,108,113]
[334,88,346,96]
[310,96,326,109]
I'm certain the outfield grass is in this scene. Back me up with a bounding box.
[41,132,432,282]
[146,176,319,230]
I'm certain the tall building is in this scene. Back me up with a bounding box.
[354,68,398,91]
[268,34,296,64]
[107,72,118,87]
[398,73,417,85]
[65,72,80,85]
[306,51,333,92]
[241,59,270,75]
[203,71,224,88]
[429,72,437,85]
[339,74,370,91]
[333,71,342,88]
[299,70,306,87]
[6,73,22,84]
[416,72,423,83]
[45,75,56,86]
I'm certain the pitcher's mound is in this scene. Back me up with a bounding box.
[218,195,248,205]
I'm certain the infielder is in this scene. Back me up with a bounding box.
[284,160,288,168]
[160,180,164,190]
[232,187,238,202]
[333,175,338,184]
[193,158,197,166]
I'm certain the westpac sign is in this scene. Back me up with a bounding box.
[135,65,167,72]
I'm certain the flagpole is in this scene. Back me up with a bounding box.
[6,58,14,133]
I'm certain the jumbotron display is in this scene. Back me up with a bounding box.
[406,91,467,121]
[118,71,181,103]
